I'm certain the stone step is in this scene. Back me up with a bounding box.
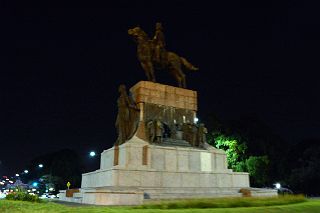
[146,192,242,199]
[142,187,241,194]
[248,188,278,197]
[160,139,192,147]
[160,143,191,147]
[142,187,243,199]
[73,192,83,198]
[142,187,277,200]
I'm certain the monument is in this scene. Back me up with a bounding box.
[59,23,277,205]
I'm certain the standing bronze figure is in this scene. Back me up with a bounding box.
[153,23,166,65]
[147,119,164,143]
[128,23,198,88]
[197,123,208,147]
[115,85,140,145]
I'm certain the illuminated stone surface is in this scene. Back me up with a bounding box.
[59,82,277,205]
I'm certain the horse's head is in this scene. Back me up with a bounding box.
[128,26,149,42]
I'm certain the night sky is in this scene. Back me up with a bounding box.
[1,1,320,175]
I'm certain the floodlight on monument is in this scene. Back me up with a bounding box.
[38,164,43,168]
[89,151,96,157]
[24,170,29,174]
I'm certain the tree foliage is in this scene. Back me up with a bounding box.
[26,149,84,191]
[287,139,320,196]
[246,156,269,186]
[206,114,284,187]
[211,133,247,172]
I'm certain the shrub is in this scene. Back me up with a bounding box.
[6,192,41,203]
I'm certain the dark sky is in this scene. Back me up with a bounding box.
[1,1,320,175]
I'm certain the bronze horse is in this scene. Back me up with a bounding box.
[128,26,198,88]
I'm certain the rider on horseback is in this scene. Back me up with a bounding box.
[153,22,166,66]
[128,24,198,88]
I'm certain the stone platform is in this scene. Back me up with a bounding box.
[59,82,277,205]
[83,136,249,188]
[60,136,252,205]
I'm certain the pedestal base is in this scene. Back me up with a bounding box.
[59,137,277,205]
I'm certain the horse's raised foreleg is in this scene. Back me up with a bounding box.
[182,74,186,88]
[141,61,156,82]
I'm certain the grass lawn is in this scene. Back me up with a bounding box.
[0,196,320,213]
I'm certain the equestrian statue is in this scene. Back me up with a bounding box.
[128,23,198,88]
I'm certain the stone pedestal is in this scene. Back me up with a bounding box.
[59,81,276,205]
[79,136,250,201]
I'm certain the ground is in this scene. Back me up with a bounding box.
[1,196,320,213]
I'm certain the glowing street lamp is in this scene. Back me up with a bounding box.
[89,151,96,157]
[38,164,43,168]
[275,183,281,189]
[24,170,29,174]
[15,174,20,177]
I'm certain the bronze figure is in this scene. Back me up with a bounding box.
[197,123,208,147]
[115,84,140,145]
[147,120,156,142]
[147,119,164,143]
[128,23,198,88]
[153,23,166,65]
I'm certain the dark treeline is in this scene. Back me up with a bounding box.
[21,149,84,194]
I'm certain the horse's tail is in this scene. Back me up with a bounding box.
[180,57,199,71]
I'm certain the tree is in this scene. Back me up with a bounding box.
[246,156,269,187]
[211,133,247,172]
[205,114,284,187]
[26,149,84,192]
[287,139,320,196]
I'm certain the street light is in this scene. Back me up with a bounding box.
[38,164,43,168]
[15,174,19,177]
[275,183,281,189]
[89,151,96,157]
[24,170,29,174]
